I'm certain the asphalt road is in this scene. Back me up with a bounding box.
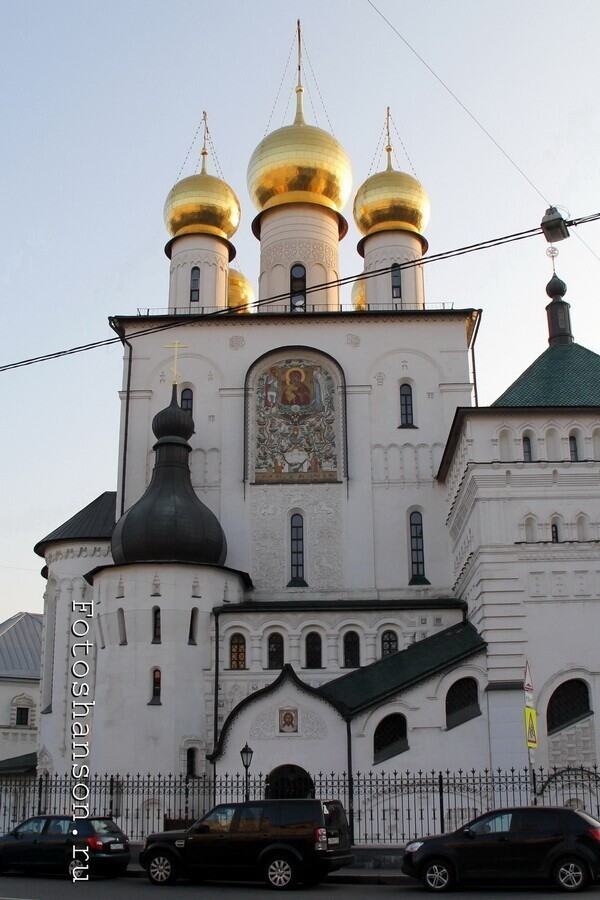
[2,876,600,899]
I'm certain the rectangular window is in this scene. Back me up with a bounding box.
[16,707,29,726]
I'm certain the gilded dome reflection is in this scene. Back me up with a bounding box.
[164,172,241,241]
[228,269,255,313]
[354,168,430,238]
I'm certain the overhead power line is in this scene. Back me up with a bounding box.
[1,213,598,375]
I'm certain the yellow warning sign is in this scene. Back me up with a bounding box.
[525,707,538,748]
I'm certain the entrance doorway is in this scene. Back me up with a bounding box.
[265,764,315,799]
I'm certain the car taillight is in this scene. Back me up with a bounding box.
[314,827,327,850]
[588,828,600,842]
[87,836,104,851]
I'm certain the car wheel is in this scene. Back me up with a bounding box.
[421,858,455,892]
[553,856,589,892]
[146,851,179,886]
[68,857,87,879]
[263,853,298,890]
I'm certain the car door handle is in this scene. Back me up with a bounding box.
[497,836,509,841]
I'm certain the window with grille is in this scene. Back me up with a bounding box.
[230,633,246,670]
[268,633,284,669]
[15,707,29,727]
[374,714,408,762]
[410,511,426,580]
[547,679,591,734]
[569,434,579,461]
[288,513,307,586]
[522,435,532,462]
[181,388,193,416]
[551,522,560,543]
[446,677,481,729]
[290,263,306,313]
[391,263,402,301]
[381,630,398,657]
[152,607,161,643]
[400,384,414,426]
[190,267,200,302]
[150,668,161,704]
[305,632,322,668]
[343,631,360,668]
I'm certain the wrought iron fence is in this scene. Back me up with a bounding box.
[0,767,598,844]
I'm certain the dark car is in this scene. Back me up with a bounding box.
[0,815,130,878]
[402,806,600,892]
[139,798,353,889]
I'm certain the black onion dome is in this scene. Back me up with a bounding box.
[152,384,194,440]
[546,273,567,300]
[111,387,226,566]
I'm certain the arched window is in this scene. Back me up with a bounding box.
[381,630,398,657]
[524,516,537,543]
[400,384,414,426]
[569,433,579,461]
[446,677,481,729]
[190,267,200,303]
[409,511,426,581]
[152,607,161,643]
[230,633,246,670]
[551,520,560,543]
[267,633,284,669]
[117,608,127,645]
[186,748,197,778]
[374,713,408,762]
[391,263,402,302]
[290,263,306,313]
[305,632,322,668]
[576,515,589,542]
[522,435,533,462]
[150,668,161,704]
[181,388,193,417]
[343,631,360,668]
[188,608,198,645]
[547,679,591,734]
[289,513,306,586]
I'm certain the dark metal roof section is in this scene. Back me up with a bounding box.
[492,343,600,407]
[545,273,573,346]
[318,621,486,716]
[0,613,43,678]
[0,752,37,773]
[34,492,116,557]
[111,385,227,566]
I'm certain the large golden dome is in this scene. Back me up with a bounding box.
[228,269,255,313]
[164,170,241,241]
[247,89,352,216]
[354,160,430,240]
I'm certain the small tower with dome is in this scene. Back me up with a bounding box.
[353,108,430,309]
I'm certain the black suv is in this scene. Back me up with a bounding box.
[139,798,353,889]
[402,806,600,892]
[0,815,130,878]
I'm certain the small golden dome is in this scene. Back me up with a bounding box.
[353,163,430,239]
[164,171,241,241]
[228,269,255,313]
[247,90,352,215]
[351,278,366,311]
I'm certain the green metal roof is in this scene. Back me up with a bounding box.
[318,621,486,715]
[493,343,600,407]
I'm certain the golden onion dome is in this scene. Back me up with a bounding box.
[164,164,241,241]
[353,156,430,240]
[247,88,352,216]
[228,269,255,313]
[351,277,366,311]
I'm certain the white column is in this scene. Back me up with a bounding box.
[362,231,425,309]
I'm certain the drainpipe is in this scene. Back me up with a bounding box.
[346,717,355,845]
[108,318,133,515]
[212,608,221,800]
[470,310,482,408]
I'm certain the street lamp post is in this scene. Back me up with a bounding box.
[240,742,254,802]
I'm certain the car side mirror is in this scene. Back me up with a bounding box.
[463,827,474,839]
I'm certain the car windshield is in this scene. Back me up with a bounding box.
[90,819,122,835]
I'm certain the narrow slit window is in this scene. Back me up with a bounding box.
[186,748,197,777]
[290,263,306,313]
[305,632,322,668]
[289,514,306,585]
[267,633,284,669]
[551,522,560,543]
[391,263,402,301]
[190,267,200,303]
[343,631,360,668]
[181,388,193,417]
[188,608,198,645]
[410,511,426,579]
[150,668,161,704]
[230,633,246,670]
[522,436,532,462]
[569,434,579,461]
[152,607,161,643]
[400,384,414,426]
[117,608,127,646]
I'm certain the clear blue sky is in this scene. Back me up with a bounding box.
[1,0,599,617]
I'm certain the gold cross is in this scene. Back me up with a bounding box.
[164,340,188,385]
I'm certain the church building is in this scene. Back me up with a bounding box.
[34,51,600,792]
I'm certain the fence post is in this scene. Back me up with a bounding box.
[36,775,43,815]
[438,771,445,834]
